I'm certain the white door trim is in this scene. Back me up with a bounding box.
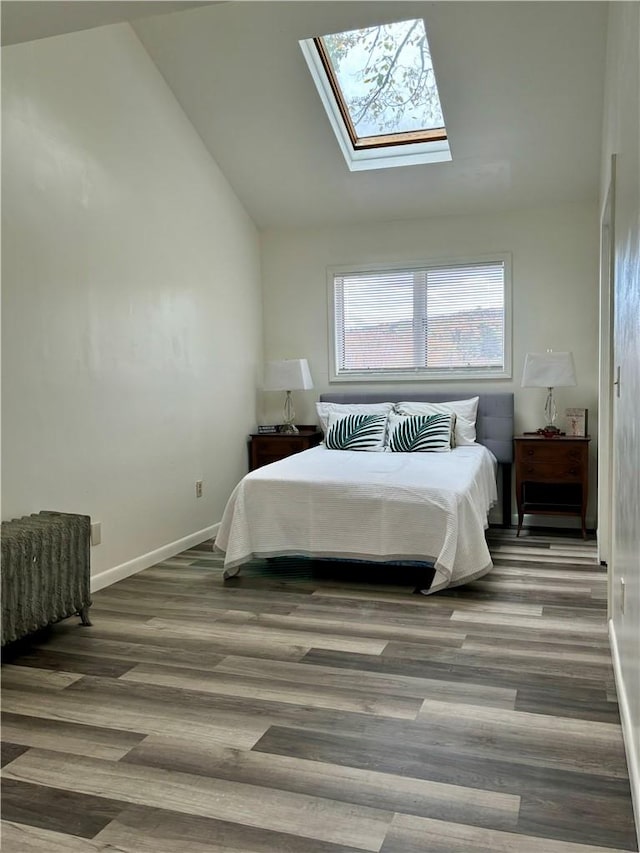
[597,154,616,604]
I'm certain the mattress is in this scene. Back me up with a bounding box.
[215,444,498,593]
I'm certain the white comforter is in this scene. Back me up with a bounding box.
[215,444,497,593]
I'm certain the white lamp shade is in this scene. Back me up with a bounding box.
[521,351,577,388]
[264,359,314,391]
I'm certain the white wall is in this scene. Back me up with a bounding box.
[601,2,640,835]
[261,202,599,526]
[1,23,262,582]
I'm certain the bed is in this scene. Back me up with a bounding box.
[215,392,514,593]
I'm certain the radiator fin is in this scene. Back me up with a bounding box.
[1,511,91,646]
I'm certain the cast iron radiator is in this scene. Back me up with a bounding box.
[1,511,92,646]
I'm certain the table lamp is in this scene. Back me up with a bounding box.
[521,350,577,436]
[264,359,314,433]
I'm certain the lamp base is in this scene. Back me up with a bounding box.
[280,390,299,434]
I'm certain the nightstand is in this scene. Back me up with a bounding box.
[514,435,590,538]
[248,426,323,471]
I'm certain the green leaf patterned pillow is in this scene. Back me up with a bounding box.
[387,413,454,452]
[325,413,388,451]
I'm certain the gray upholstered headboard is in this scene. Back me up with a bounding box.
[319,392,514,464]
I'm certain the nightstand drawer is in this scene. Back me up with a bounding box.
[519,461,582,482]
[256,438,304,456]
[518,443,584,464]
[255,452,290,468]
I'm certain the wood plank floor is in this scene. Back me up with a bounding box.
[1,529,637,852]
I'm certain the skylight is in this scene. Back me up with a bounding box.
[300,18,451,171]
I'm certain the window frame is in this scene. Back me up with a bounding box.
[312,36,448,151]
[299,32,452,172]
[327,254,513,383]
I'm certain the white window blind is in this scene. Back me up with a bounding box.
[331,259,509,380]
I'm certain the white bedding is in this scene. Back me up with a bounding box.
[215,444,498,593]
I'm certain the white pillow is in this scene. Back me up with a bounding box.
[325,412,388,451]
[316,401,394,435]
[394,397,479,446]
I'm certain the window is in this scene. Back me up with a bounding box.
[329,257,511,381]
[300,18,451,171]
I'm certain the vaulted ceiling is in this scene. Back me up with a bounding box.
[0,1,217,46]
[3,1,609,230]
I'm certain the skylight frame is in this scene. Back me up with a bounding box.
[300,18,452,172]
[313,35,448,151]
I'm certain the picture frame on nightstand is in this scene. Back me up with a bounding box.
[565,408,588,437]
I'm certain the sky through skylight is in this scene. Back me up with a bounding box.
[320,18,445,139]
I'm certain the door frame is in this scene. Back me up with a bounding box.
[597,154,616,615]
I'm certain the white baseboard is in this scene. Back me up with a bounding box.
[609,618,640,849]
[91,523,220,593]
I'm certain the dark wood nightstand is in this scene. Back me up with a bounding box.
[514,435,590,538]
[248,426,323,471]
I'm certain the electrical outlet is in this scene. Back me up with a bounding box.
[620,577,625,614]
[195,480,203,498]
[91,522,102,546]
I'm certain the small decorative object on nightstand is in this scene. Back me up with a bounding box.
[565,407,588,437]
[514,435,590,538]
[249,426,323,471]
